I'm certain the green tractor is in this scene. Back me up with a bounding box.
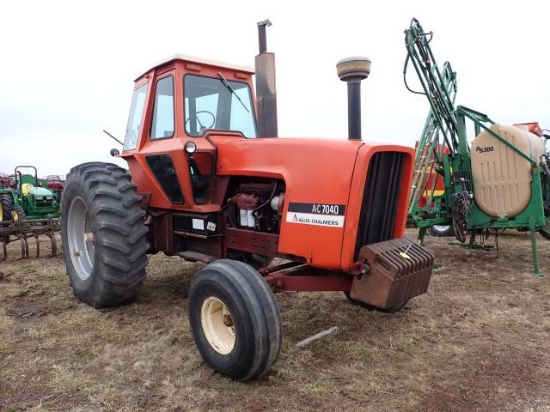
[0,166,60,222]
[1,166,62,260]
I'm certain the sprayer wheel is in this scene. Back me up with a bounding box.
[428,224,454,237]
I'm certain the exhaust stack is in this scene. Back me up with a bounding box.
[255,19,278,137]
[336,57,371,140]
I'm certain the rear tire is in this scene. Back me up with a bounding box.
[61,162,149,308]
[0,194,14,221]
[188,259,282,381]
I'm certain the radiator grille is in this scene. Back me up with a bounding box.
[354,152,405,260]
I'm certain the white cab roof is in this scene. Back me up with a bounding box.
[136,53,255,80]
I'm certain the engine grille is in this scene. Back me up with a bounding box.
[354,151,405,260]
[35,199,55,208]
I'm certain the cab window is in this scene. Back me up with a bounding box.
[184,74,256,137]
[151,75,175,139]
[123,83,148,150]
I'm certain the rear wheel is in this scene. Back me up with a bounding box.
[61,162,149,308]
[188,259,282,381]
[0,194,14,221]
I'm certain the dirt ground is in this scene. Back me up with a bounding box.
[1,229,550,412]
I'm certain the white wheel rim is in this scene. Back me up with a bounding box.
[432,225,451,232]
[201,297,236,355]
[67,196,94,281]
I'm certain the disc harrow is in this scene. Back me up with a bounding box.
[0,218,60,260]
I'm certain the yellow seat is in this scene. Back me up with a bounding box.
[21,183,33,196]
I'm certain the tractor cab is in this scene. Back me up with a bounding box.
[120,55,258,211]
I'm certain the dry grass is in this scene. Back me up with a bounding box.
[1,230,550,411]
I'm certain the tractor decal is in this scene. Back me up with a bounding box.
[286,202,346,227]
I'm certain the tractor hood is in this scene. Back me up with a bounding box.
[210,135,412,186]
[212,136,364,185]
[29,186,56,197]
[210,135,415,269]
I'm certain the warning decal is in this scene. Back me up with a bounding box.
[286,202,346,228]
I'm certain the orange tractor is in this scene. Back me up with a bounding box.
[61,21,434,380]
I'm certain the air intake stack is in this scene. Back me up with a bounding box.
[336,57,371,140]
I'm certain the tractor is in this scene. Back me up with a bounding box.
[0,166,61,260]
[60,20,434,381]
[0,166,60,222]
[15,166,60,219]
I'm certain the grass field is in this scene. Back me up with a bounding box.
[1,230,550,411]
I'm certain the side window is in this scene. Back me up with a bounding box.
[150,76,175,139]
[123,83,148,151]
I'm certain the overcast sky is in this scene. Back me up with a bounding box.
[1,0,548,177]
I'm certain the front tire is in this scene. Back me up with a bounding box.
[61,162,149,308]
[13,205,26,221]
[188,259,282,381]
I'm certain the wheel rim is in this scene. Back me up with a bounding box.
[200,297,236,355]
[432,225,451,232]
[67,196,94,281]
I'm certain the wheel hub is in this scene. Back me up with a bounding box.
[201,297,236,355]
[67,196,94,281]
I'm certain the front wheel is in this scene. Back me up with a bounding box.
[188,259,282,381]
[13,205,26,221]
[61,162,149,308]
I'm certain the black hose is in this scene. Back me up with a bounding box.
[253,180,278,213]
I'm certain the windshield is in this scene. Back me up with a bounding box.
[184,74,256,137]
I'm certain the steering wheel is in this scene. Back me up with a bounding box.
[185,110,216,133]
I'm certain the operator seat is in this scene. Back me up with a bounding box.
[21,183,33,196]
